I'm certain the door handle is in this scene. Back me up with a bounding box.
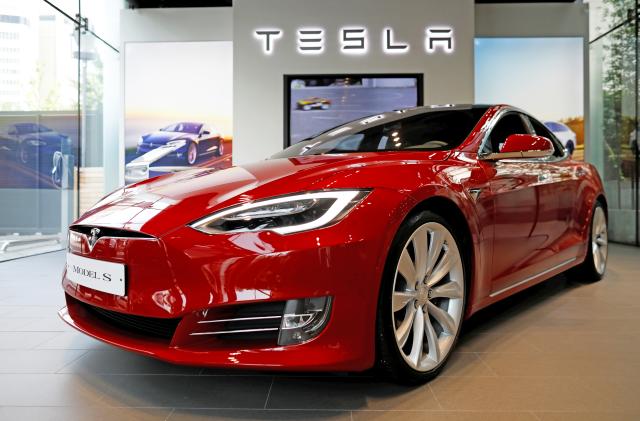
[538,172,550,183]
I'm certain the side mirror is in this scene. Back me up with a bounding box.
[201,130,210,136]
[480,134,554,161]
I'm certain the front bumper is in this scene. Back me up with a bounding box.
[60,193,400,371]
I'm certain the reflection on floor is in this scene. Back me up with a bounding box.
[0,245,639,420]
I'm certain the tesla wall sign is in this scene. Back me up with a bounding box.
[254,27,454,55]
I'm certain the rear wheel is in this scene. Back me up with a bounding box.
[215,139,224,157]
[568,201,608,282]
[377,211,467,384]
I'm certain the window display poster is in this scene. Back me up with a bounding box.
[124,41,233,184]
[475,37,584,159]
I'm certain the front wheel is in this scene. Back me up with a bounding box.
[51,151,63,187]
[186,142,198,165]
[18,143,29,164]
[568,201,608,282]
[377,211,467,384]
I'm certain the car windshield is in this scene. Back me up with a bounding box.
[161,122,202,134]
[273,107,488,158]
[14,123,52,134]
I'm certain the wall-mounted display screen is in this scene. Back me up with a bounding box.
[124,41,233,184]
[475,37,584,159]
[285,74,423,147]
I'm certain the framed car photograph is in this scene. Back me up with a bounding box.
[284,73,424,148]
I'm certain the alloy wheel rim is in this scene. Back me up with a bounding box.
[20,147,28,164]
[592,207,608,275]
[187,144,197,164]
[51,152,63,186]
[391,222,464,372]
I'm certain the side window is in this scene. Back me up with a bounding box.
[385,111,480,151]
[485,113,529,153]
[528,117,565,157]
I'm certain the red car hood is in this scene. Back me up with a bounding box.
[74,151,450,237]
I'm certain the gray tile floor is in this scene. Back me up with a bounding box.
[0,246,639,420]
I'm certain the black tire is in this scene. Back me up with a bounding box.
[567,200,607,283]
[376,210,468,385]
[566,140,575,156]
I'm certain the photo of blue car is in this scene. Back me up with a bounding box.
[136,122,224,166]
[0,122,72,188]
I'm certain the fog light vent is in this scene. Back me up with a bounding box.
[277,296,332,345]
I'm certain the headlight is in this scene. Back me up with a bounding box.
[166,140,187,148]
[189,189,370,235]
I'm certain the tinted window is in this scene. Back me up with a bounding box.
[485,113,529,153]
[273,108,486,158]
[161,123,202,134]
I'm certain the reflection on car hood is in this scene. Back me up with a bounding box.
[74,151,451,236]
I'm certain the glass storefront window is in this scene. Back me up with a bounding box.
[79,30,119,213]
[589,15,639,244]
[80,0,125,48]
[0,0,120,261]
[0,0,78,260]
[588,0,636,41]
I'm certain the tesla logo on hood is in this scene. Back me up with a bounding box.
[88,228,101,251]
[254,26,454,55]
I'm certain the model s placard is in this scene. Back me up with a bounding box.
[286,74,422,146]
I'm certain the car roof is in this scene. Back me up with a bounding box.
[296,104,495,143]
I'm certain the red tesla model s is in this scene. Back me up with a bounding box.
[60,104,607,383]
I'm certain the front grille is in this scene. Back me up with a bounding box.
[69,225,155,239]
[192,301,285,341]
[80,301,180,340]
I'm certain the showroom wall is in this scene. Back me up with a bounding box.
[232,0,475,165]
